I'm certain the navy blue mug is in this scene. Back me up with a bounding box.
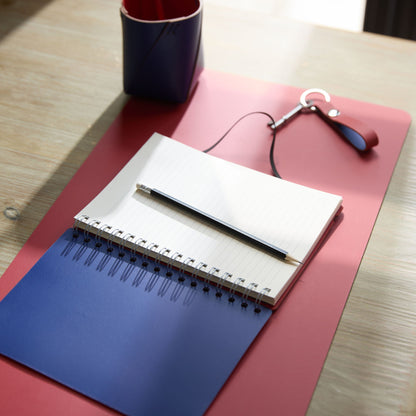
[121,0,203,103]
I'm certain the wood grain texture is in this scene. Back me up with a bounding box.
[1,1,415,415]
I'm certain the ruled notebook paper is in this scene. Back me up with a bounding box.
[75,133,342,305]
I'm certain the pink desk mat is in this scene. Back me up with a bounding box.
[0,70,411,415]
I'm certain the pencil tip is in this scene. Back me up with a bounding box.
[285,255,303,265]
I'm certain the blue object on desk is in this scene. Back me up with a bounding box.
[120,2,204,103]
[0,229,271,416]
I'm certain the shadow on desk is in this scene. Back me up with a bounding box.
[0,0,53,40]
[1,85,202,299]
[1,93,129,257]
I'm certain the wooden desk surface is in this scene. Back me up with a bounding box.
[1,1,415,414]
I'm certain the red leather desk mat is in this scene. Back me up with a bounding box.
[0,69,411,415]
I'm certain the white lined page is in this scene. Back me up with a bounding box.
[75,133,342,305]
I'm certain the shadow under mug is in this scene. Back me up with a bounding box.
[121,0,204,103]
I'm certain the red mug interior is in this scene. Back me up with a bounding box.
[123,0,201,21]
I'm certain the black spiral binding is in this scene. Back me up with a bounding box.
[68,215,271,313]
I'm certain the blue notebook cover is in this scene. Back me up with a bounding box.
[0,229,271,416]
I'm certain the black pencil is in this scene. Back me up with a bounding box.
[136,184,302,265]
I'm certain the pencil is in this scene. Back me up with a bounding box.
[136,183,302,265]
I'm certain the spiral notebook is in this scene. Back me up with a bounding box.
[0,132,342,415]
[75,132,343,306]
